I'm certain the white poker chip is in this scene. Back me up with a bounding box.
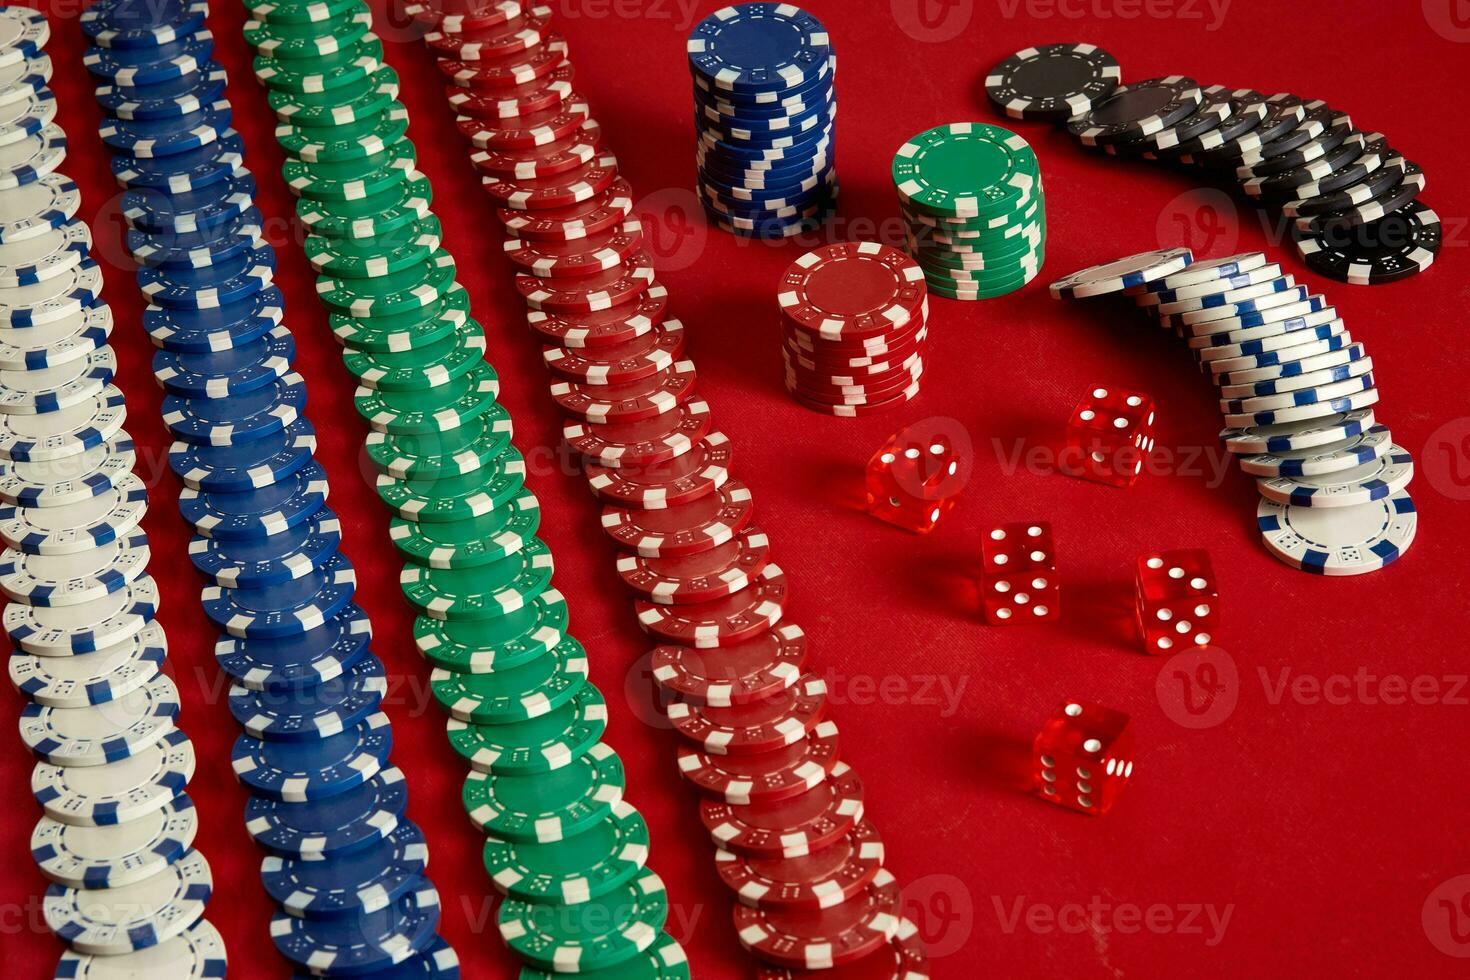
[0,433,134,507]
[31,725,195,826]
[1216,343,1368,392]
[1205,332,1356,378]
[9,619,166,707]
[1237,424,1392,478]
[0,173,81,243]
[0,218,91,287]
[42,846,211,955]
[0,470,147,555]
[31,793,198,888]
[0,384,127,462]
[1183,301,1336,345]
[1194,317,1346,363]
[1174,284,1310,327]
[0,87,55,147]
[1222,407,1377,456]
[0,52,51,108]
[0,301,113,372]
[1222,370,1375,416]
[0,7,49,70]
[19,672,180,766]
[4,572,159,654]
[0,122,67,190]
[1256,443,1413,508]
[54,918,227,978]
[0,531,151,605]
[1128,251,1270,296]
[1148,271,1292,314]
[1049,247,1194,299]
[1257,488,1417,576]
[0,258,103,326]
[1222,383,1377,430]
[0,343,115,414]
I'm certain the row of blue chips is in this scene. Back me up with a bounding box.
[0,5,228,975]
[686,3,839,238]
[81,0,459,975]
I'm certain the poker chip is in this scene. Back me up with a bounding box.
[985,43,1121,121]
[482,798,647,904]
[669,674,827,754]
[462,739,624,841]
[53,920,228,979]
[243,764,406,859]
[564,398,712,469]
[733,870,902,968]
[81,0,208,49]
[152,322,293,398]
[168,416,316,493]
[261,820,427,918]
[498,177,634,241]
[110,130,244,194]
[447,683,607,777]
[0,531,150,606]
[1292,201,1440,285]
[9,620,166,708]
[551,359,698,425]
[1257,489,1416,576]
[42,847,211,955]
[702,764,864,858]
[229,654,384,743]
[0,470,143,558]
[1255,443,1413,508]
[716,818,884,910]
[515,248,656,313]
[429,636,584,722]
[635,562,788,648]
[0,7,49,67]
[601,478,753,557]
[399,538,553,621]
[31,792,197,888]
[95,65,229,121]
[31,725,193,827]
[678,722,840,804]
[618,526,771,605]
[651,622,807,707]
[0,434,134,508]
[754,916,928,979]
[1050,247,1194,299]
[270,880,441,974]
[178,457,327,540]
[544,317,684,385]
[0,172,80,244]
[0,219,90,287]
[498,867,667,971]
[19,673,180,766]
[0,122,66,190]
[230,711,392,802]
[216,601,372,694]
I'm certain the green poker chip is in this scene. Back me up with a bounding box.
[484,802,649,906]
[499,867,668,972]
[308,214,442,282]
[399,535,552,621]
[925,266,1039,300]
[376,442,525,522]
[318,249,457,318]
[893,122,1041,219]
[298,171,430,239]
[414,587,569,674]
[247,0,360,27]
[244,9,372,59]
[255,34,383,94]
[431,635,588,723]
[390,485,538,570]
[355,358,500,435]
[447,683,607,776]
[278,103,409,164]
[517,934,689,980]
[462,738,624,842]
[270,65,400,128]
[344,317,485,391]
[365,402,513,480]
[284,140,416,202]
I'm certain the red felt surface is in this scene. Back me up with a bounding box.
[5,1,1469,977]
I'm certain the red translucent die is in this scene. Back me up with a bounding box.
[980,521,1059,624]
[1064,384,1156,488]
[1135,548,1220,655]
[1034,701,1135,816]
[865,429,962,534]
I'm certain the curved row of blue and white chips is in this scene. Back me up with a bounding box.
[1050,247,1417,575]
[80,0,458,975]
[0,6,228,976]
[688,4,839,238]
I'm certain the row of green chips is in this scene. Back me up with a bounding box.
[242,1,681,974]
[892,122,1047,300]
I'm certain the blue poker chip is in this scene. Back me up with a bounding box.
[697,126,832,164]
[288,936,460,980]
[129,205,263,271]
[263,820,427,920]
[152,321,294,397]
[121,167,255,234]
[82,30,215,86]
[82,0,209,49]
[201,551,356,640]
[177,456,326,538]
[243,761,406,859]
[188,505,341,588]
[162,368,306,446]
[95,63,228,120]
[230,710,391,801]
[696,110,833,150]
[111,129,243,193]
[694,92,833,135]
[168,415,315,492]
[0,89,56,146]
[687,3,833,94]
[227,652,385,739]
[143,284,283,353]
[138,244,277,312]
[0,8,50,68]
[271,878,440,974]
[215,601,371,695]
[99,99,231,158]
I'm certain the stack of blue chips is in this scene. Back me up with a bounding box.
[80,0,459,975]
[687,3,838,238]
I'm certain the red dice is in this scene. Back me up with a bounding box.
[1135,549,1219,654]
[1035,701,1134,816]
[1064,385,1156,488]
[865,424,964,534]
[980,521,1059,624]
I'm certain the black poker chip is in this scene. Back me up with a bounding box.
[1245,130,1374,197]
[1188,93,1308,168]
[1292,200,1440,285]
[1066,75,1202,146]
[1170,89,1270,158]
[985,43,1122,122]
[1283,153,1407,218]
[1238,117,1356,178]
[1296,163,1425,235]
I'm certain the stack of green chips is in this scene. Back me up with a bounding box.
[892,122,1047,300]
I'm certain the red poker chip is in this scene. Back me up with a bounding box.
[481,152,617,209]
[424,5,553,60]
[444,66,574,119]
[634,563,787,648]
[617,525,770,605]
[789,378,922,418]
[499,178,634,241]
[506,217,642,278]
[551,359,697,425]
[701,763,864,858]
[677,722,840,804]
[755,917,929,979]
[667,673,825,753]
[599,474,749,556]
[650,623,808,707]
[515,249,655,313]
[782,325,927,371]
[785,301,929,355]
[734,872,903,969]
[528,284,667,349]
[588,434,733,512]
[457,96,592,150]
[786,361,924,406]
[407,0,520,30]
[544,317,683,384]
[564,398,711,469]
[779,243,926,342]
[717,819,885,912]
[784,349,923,391]
[471,122,602,180]
[439,34,568,88]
